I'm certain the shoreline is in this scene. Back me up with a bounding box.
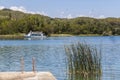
[50,34,111,37]
[0,34,119,39]
[0,34,24,39]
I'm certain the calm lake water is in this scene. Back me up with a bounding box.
[0,36,120,80]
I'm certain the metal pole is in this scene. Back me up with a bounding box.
[32,57,36,73]
[20,57,24,73]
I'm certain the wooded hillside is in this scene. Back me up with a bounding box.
[0,9,120,36]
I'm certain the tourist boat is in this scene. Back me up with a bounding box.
[25,31,46,40]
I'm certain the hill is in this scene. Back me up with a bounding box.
[0,8,120,36]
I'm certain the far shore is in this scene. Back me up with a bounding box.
[0,34,25,39]
[0,33,119,39]
[50,34,102,37]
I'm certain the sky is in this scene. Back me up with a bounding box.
[0,0,120,18]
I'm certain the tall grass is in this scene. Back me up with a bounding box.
[65,42,102,78]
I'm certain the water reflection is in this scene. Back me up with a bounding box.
[68,74,101,80]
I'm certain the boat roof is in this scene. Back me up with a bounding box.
[30,31,43,34]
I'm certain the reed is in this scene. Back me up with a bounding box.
[65,42,102,77]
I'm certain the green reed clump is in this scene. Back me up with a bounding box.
[65,42,102,76]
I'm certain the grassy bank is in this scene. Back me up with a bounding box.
[50,34,101,37]
[78,34,101,36]
[50,34,73,37]
[0,34,24,40]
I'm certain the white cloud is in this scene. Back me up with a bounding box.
[36,11,48,16]
[78,15,87,17]
[88,10,94,17]
[77,13,106,19]
[0,6,5,10]
[98,15,105,19]
[58,11,73,19]
[0,6,48,16]
[10,6,27,12]
[66,14,73,19]
[0,6,105,18]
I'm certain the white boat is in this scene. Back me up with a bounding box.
[25,31,46,40]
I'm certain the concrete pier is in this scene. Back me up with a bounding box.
[0,72,56,80]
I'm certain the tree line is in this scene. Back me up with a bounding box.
[0,9,120,36]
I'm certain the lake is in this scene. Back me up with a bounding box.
[0,36,120,80]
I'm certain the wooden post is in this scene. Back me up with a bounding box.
[20,57,24,73]
[32,57,36,73]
